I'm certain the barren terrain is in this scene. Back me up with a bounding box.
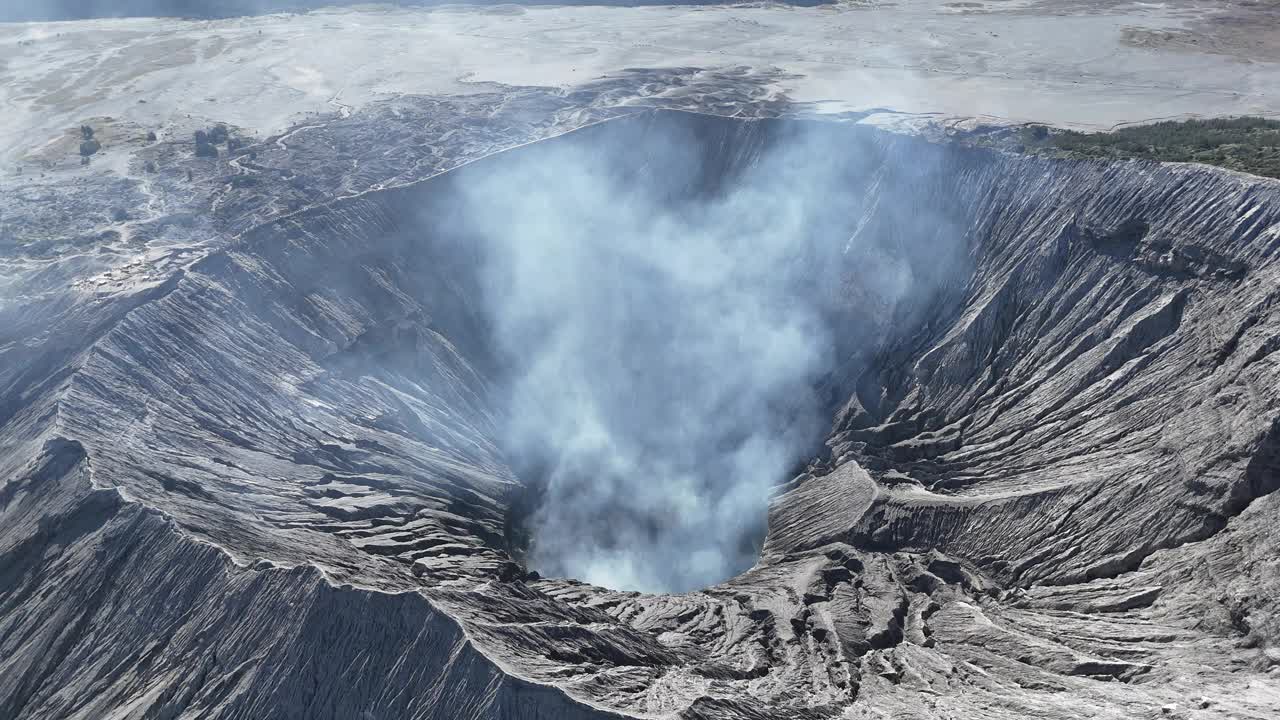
[2,2,1280,719]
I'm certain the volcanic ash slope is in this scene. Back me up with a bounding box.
[2,110,1280,719]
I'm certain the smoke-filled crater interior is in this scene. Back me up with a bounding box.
[365,110,968,593]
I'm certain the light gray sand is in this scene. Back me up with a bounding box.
[0,0,1277,166]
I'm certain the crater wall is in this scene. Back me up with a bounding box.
[2,109,1279,718]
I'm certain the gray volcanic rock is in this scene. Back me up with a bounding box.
[2,105,1279,720]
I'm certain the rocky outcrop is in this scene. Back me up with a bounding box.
[2,108,1278,718]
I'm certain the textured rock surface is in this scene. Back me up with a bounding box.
[2,104,1280,719]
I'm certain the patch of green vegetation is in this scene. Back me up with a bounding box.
[1021,117,1280,180]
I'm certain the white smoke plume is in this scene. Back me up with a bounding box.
[441,113,952,592]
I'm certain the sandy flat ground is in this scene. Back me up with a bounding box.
[0,0,1277,164]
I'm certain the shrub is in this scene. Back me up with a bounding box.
[1042,117,1280,179]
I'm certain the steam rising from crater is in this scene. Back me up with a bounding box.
[446,116,941,592]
